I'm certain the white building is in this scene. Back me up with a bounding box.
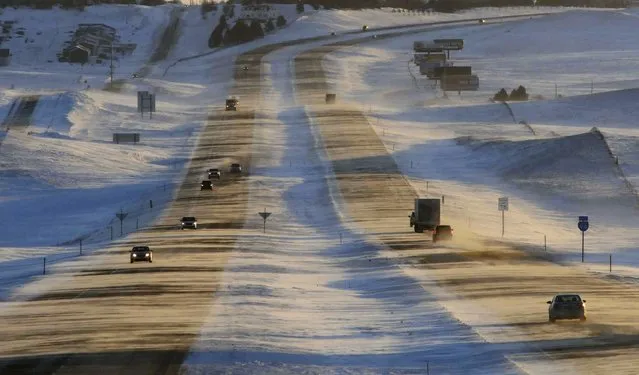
[239,4,280,21]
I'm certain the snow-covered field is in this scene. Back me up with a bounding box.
[0,4,174,92]
[0,5,202,267]
[0,5,565,265]
[322,8,639,276]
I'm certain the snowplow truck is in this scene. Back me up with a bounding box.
[409,198,441,233]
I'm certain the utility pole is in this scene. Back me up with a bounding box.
[109,43,114,84]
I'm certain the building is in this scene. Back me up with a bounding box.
[77,23,116,40]
[240,4,279,22]
[67,44,91,64]
[61,23,135,64]
[0,49,11,66]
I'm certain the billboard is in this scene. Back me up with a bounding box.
[424,53,447,62]
[413,40,445,53]
[433,38,464,50]
[432,66,472,79]
[440,75,479,91]
[419,61,453,76]
[415,45,444,53]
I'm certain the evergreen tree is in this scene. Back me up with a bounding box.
[515,85,528,101]
[226,20,250,44]
[276,15,287,27]
[265,19,275,33]
[250,20,264,38]
[209,22,225,48]
[509,88,519,100]
[222,1,232,16]
[493,88,508,101]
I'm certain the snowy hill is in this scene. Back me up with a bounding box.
[0,5,172,67]
[508,89,639,130]
[458,129,635,208]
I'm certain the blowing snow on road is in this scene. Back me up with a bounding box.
[2,3,639,375]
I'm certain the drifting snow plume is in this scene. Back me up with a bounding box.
[29,91,89,137]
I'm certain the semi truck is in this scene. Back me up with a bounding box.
[409,198,441,233]
[225,97,238,111]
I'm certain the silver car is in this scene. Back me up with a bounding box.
[547,294,586,322]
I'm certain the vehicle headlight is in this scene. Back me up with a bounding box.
[181,222,185,225]
[145,253,150,257]
[132,254,137,257]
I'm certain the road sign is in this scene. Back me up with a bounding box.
[259,212,271,220]
[116,210,128,237]
[137,91,149,112]
[498,197,508,238]
[578,216,589,232]
[578,216,589,262]
[137,91,156,118]
[259,211,272,233]
[498,197,509,211]
[113,133,140,144]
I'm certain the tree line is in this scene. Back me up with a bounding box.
[208,13,287,48]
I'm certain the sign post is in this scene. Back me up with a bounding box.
[258,209,272,233]
[578,216,589,262]
[116,209,128,237]
[498,197,509,237]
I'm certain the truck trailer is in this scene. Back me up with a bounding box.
[409,198,441,233]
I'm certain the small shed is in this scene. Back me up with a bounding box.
[0,49,10,66]
[67,44,91,64]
